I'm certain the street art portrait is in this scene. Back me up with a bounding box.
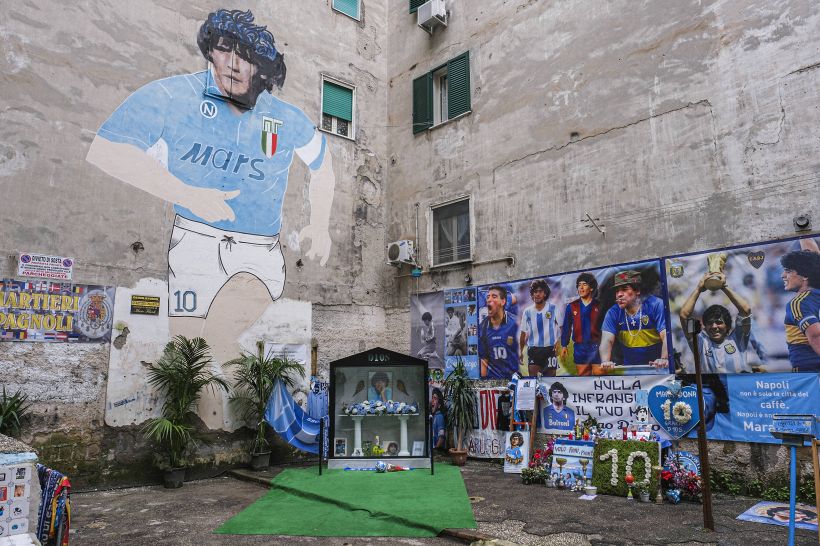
[87,8,335,320]
[410,292,445,369]
[666,236,819,373]
[86,8,335,430]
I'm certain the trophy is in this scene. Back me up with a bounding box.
[703,252,728,291]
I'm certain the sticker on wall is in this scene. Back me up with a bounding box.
[17,252,74,281]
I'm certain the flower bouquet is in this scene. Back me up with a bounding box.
[342,399,419,416]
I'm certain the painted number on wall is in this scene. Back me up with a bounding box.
[173,290,197,313]
[493,346,508,361]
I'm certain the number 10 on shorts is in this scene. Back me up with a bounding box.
[174,290,197,313]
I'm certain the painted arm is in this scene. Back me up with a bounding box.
[679,273,708,349]
[519,330,528,364]
[721,282,752,336]
[649,330,669,369]
[86,136,239,222]
[806,323,820,356]
[599,331,615,369]
[800,238,820,253]
[298,152,335,266]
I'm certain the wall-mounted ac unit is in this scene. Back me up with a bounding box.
[418,0,447,34]
[387,240,416,266]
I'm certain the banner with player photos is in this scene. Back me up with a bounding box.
[476,260,669,380]
[410,292,445,369]
[0,279,116,343]
[443,288,480,377]
[665,235,820,374]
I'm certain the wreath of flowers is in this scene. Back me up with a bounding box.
[672,401,692,424]
[624,451,652,487]
[342,399,418,416]
[599,449,619,486]
[661,399,693,425]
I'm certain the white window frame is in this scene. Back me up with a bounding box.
[320,75,356,141]
[332,0,361,21]
[432,66,449,126]
[428,196,473,268]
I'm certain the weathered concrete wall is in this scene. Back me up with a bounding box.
[384,0,819,479]
[385,0,820,302]
[1,0,392,483]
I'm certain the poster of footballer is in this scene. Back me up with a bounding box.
[475,259,670,379]
[665,235,819,374]
[0,280,116,343]
[410,292,445,369]
[444,288,479,377]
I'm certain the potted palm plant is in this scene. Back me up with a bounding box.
[143,335,229,488]
[443,358,477,466]
[227,341,305,470]
[0,387,31,438]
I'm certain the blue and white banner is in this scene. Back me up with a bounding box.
[689,373,820,443]
[265,379,323,454]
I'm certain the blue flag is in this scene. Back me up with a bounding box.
[264,379,322,454]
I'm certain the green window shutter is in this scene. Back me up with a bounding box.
[322,81,353,122]
[412,72,433,134]
[333,0,360,19]
[447,52,471,119]
[410,0,426,14]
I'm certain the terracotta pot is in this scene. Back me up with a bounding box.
[449,448,468,466]
[250,451,271,471]
[163,467,185,489]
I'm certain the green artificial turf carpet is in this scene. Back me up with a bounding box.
[216,463,476,537]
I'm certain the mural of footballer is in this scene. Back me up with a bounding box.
[780,239,820,371]
[479,285,520,379]
[86,9,335,324]
[599,270,669,374]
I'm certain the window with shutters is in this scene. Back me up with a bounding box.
[409,0,426,14]
[321,77,355,140]
[332,0,361,20]
[431,197,471,267]
[412,52,471,134]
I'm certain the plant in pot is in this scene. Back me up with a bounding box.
[0,387,31,438]
[227,341,305,471]
[143,335,229,488]
[443,358,477,466]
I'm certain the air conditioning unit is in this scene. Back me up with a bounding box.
[386,240,416,266]
[418,0,447,34]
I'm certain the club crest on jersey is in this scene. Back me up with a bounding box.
[261,116,284,158]
[725,344,736,354]
[641,314,649,326]
[506,336,514,346]
[545,311,552,319]
[669,263,684,278]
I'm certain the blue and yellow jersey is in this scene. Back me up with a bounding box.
[602,295,666,366]
[784,288,820,371]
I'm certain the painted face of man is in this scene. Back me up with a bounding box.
[576,281,593,299]
[615,285,639,309]
[530,288,546,305]
[486,289,506,318]
[211,36,257,99]
[781,268,807,292]
[703,316,728,344]
[550,389,564,404]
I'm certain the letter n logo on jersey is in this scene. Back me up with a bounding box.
[261,117,284,158]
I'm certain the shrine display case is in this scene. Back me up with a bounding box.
[328,348,430,469]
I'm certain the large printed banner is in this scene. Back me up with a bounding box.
[465,388,509,458]
[666,236,820,374]
[410,292,445,370]
[536,375,671,436]
[689,372,820,443]
[444,288,479,377]
[0,279,115,342]
[477,260,670,379]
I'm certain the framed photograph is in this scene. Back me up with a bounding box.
[334,437,348,457]
[367,370,394,402]
[382,440,399,457]
[412,441,425,456]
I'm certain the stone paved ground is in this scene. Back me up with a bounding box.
[68,460,818,545]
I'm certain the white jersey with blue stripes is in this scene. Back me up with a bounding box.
[521,303,560,347]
